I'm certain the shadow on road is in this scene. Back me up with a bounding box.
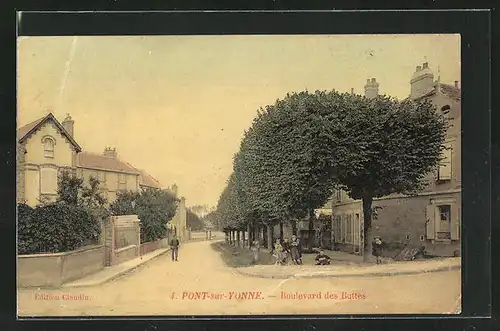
[211,242,274,267]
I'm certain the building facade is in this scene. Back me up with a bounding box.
[330,62,461,257]
[76,149,141,203]
[16,113,82,206]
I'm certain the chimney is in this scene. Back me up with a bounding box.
[410,62,434,100]
[62,114,74,137]
[454,80,459,88]
[171,183,178,197]
[364,77,379,99]
[350,88,354,95]
[103,147,117,158]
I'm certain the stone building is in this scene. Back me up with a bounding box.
[330,62,461,257]
[16,113,82,206]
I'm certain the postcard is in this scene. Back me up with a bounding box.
[16,34,461,316]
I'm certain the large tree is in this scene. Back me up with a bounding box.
[111,188,179,242]
[233,92,339,249]
[323,93,448,261]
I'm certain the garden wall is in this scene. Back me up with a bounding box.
[18,245,105,288]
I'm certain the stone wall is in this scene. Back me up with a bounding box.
[18,245,105,288]
[113,245,137,266]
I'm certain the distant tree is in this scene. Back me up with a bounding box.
[186,209,204,231]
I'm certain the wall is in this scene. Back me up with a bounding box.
[172,198,188,242]
[24,121,74,167]
[17,143,26,203]
[18,245,105,288]
[332,192,461,257]
[20,120,76,207]
[113,245,137,265]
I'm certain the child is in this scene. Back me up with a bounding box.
[315,250,331,265]
[272,239,283,265]
[372,236,383,264]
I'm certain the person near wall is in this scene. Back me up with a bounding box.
[170,235,180,262]
[290,235,302,265]
[372,236,383,264]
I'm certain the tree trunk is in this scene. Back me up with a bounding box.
[291,220,297,236]
[308,210,315,250]
[262,225,267,248]
[279,221,284,242]
[362,196,374,262]
[236,231,240,247]
[267,223,273,250]
[247,222,252,248]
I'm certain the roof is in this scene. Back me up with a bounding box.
[77,152,140,175]
[17,113,82,152]
[415,82,461,102]
[135,168,162,189]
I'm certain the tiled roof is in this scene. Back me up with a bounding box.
[77,152,140,175]
[17,113,82,152]
[416,82,461,102]
[439,83,461,101]
[135,168,162,189]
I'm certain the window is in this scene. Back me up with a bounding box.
[441,105,451,116]
[438,205,451,234]
[346,214,353,244]
[336,189,342,202]
[333,216,341,243]
[40,167,58,195]
[438,145,452,181]
[118,173,127,190]
[97,171,106,183]
[42,136,55,158]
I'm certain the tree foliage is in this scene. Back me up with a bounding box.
[186,209,204,231]
[17,203,100,254]
[18,171,106,254]
[110,188,179,243]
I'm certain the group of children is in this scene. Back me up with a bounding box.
[269,235,385,266]
[270,235,334,266]
[272,235,303,265]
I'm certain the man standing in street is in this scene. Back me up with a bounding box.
[170,235,180,262]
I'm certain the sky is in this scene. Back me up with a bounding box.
[17,34,461,208]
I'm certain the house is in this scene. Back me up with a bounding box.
[17,113,82,206]
[76,149,141,202]
[135,168,162,190]
[330,62,461,257]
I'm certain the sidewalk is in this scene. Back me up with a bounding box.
[234,257,461,279]
[62,248,170,288]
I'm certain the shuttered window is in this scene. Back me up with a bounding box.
[438,145,452,181]
[40,168,58,194]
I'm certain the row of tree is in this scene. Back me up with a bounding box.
[213,90,448,261]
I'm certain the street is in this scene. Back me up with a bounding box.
[18,239,461,316]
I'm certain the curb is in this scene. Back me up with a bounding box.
[233,264,461,279]
[61,248,171,288]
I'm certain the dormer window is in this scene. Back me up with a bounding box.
[441,105,452,119]
[42,136,55,158]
